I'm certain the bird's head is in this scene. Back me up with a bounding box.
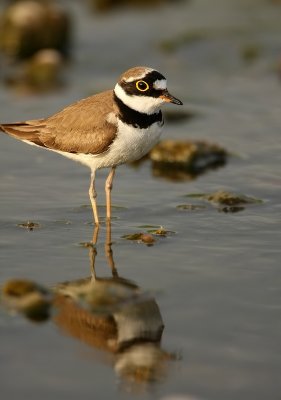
[114,66,183,115]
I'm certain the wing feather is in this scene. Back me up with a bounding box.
[0,90,117,154]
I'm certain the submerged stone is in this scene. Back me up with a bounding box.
[147,227,175,236]
[185,190,262,213]
[122,232,156,245]
[17,221,40,230]
[177,204,206,211]
[203,190,262,205]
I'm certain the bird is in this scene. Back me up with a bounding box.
[0,66,183,225]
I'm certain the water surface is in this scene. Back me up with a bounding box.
[0,0,281,399]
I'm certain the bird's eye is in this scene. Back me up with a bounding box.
[136,80,149,92]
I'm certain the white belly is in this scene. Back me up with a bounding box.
[58,120,163,171]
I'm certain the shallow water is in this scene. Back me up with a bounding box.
[0,0,281,399]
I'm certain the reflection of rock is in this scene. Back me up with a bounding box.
[149,139,227,182]
[0,0,71,60]
[5,49,64,93]
[1,279,52,322]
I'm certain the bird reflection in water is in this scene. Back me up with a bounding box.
[53,222,173,389]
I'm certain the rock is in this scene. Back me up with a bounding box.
[122,232,156,245]
[176,204,206,211]
[202,190,261,206]
[149,139,227,181]
[0,0,71,60]
[17,220,40,230]
[185,191,262,213]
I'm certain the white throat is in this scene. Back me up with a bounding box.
[114,83,165,115]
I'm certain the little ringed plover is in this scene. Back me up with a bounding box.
[0,66,183,224]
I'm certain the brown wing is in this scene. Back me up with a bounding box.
[0,90,117,154]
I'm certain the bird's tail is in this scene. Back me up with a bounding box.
[0,120,46,146]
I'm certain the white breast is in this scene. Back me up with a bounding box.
[57,119,163,171]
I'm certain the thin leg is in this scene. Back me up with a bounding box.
[105,167,116,221]
[92,224,99,245]
[89,170,99,225]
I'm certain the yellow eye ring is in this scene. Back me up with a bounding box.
[136,80,149,92]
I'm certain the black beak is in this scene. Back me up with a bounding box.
[160,89,183,105]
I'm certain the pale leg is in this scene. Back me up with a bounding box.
[105,167,116,221]
[89,170,99,225]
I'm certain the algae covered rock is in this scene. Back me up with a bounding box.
[203,190,262,212]
[122,232,156,245]
[202,190,261,206]
[17,220,40,230]
[149,139,227,181]
[186,190,262,213]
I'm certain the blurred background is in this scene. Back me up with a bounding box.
[0,1,281,399]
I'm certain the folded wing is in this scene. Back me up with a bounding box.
[0,90,117,155]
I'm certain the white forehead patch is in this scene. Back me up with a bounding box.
[153,79,167,90]
[124,68,154,82]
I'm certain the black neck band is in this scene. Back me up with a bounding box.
[113,92,163,129]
